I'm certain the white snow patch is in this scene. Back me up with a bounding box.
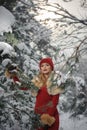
[0,6,15,35]
[59,112,87,130]
[0,42,16,57]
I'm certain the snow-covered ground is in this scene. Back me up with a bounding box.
[60,112,87,130]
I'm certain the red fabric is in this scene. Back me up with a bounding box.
[20,87,28,90]
[39,58,54,70]
[13,76,28,91]
[35,86,59,130]
[13,76,20,83]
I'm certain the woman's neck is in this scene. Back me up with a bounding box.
[44,72,51,80]
[44,74,49,79]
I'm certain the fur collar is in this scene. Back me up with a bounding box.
[31,71,64,96]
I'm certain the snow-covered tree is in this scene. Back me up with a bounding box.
[0,0,87,130]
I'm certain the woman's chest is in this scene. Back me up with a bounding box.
[36,86,52,102]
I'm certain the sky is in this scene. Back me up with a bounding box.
[48,0,87,19]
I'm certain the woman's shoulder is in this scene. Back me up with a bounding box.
[54,70,63,77]
[49,71,63,81]
[47,71,65,95]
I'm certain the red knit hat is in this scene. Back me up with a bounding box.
[39,57,54,70]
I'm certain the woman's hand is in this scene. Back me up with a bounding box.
[40,114,55,126]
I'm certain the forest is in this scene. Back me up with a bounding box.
[0,0,87,130]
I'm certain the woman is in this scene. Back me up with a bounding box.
[32,57,64,130]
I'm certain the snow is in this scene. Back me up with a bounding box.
[60,112,87,130]
[0,3,87,130]
[0,42,17,67]
[0,87,4,97]
[0,42,16,57]
[17,42,31,54]
[0,6,15,35]
[2,58,12,67]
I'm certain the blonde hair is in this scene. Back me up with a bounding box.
[38,71,52,86]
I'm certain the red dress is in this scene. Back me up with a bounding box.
[35,86,60,130]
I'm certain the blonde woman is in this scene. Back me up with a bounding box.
[32,57,64,130]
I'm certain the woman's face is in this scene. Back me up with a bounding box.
[40,63,52,74]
